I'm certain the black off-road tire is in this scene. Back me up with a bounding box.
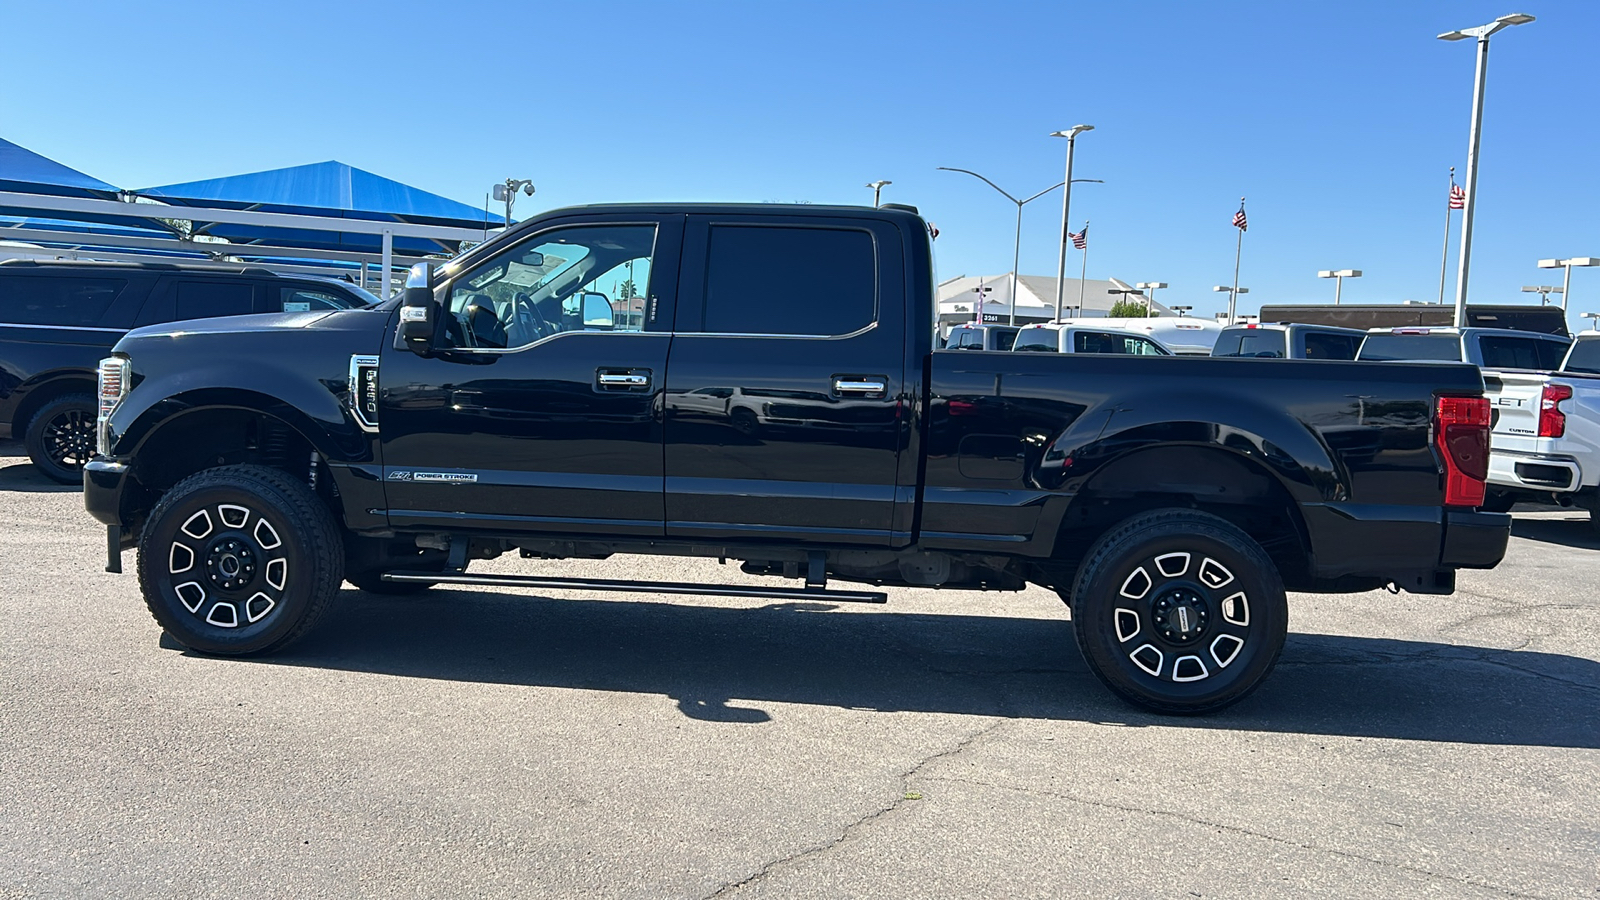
[24,393,97,485]
[1068,509,1288,715]
[346,571,435,595]
[137,465,344,655]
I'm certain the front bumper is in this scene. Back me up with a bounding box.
[84,457,131,526]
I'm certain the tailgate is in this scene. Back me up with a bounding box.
[1483,370,1548,448]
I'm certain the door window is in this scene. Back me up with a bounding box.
[175,281,254,319]
[1073,331,1169,355]
[444,224,658,349]
[0,275,124,326]
[702,225,875,336]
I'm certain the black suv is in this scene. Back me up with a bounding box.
[0,259,375,482]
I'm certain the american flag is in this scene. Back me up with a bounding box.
[1449,182,1465,210]
[1232,200,1248,232]
[1070,225,1088,250]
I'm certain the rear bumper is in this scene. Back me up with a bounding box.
[84,457,131,526]
[1487,450,1580,493]
[1440,509,1511,569]
[1300,502,1510,584]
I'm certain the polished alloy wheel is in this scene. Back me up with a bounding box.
[1112,551,1252,685]
[166,502,289,630]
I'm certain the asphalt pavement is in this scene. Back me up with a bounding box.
[1,441,1595,899]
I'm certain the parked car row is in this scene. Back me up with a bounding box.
[0,260,376,481]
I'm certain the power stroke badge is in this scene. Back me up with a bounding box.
[387,471,479,484]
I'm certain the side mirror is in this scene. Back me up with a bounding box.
[581,291,615,330]
[399,262,437,354]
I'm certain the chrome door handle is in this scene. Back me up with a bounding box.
[597,369,651,390]
[833,376,887,397]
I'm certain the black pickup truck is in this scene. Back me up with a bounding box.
[85,203,1509,714]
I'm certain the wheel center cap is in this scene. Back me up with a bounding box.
[205,538,258,591]
[1152,588,1210,645]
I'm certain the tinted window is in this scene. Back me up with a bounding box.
[279,286,360,312]
[1564,339,1600,374]
[1358,334,1461,361]
[1013,328,1059,351]
[176,281,255,319]
[1303,331,1361,360]
[0,275,124,326]
[994,329,1018,351]
[948,328,983,349]
[704,226,874,335]
[1211,329,1285,358]
[1534,338,1569,370]
[1072,331,1169,355]
[1478,335,1560,370]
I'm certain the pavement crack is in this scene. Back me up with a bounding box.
[701,719,1005,899]
[924,774,1552,900]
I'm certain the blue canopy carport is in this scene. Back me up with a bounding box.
[0,137,176,234]
[137,160,504,257]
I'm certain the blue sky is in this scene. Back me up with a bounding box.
[2,0,1596,319]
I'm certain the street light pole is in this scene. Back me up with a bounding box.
[1137,282,1168,317]
[1050,125,1095,321]
[866,180,892,207]
[1539,258,1600,312]
[1318,269,1362,305]
[937,167,1072,326]
[1214,285,1249,321]
[1521,285,1563,305]
[1439,13,1536,327]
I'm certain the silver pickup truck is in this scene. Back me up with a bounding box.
[1480,333,1600,520]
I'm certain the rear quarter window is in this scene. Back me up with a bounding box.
[0,275,125,327]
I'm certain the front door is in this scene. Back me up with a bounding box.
[662,214,910,546]
[379,215,681,537]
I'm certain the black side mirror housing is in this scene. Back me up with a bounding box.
[399,263,437,354]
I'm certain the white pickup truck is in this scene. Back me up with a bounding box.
[1480,333,1600,519]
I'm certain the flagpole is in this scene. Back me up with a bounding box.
[1437,167,1455,305]
[1229,197,1244,324]
[1077,220,1089,316]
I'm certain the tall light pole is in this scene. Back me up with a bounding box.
[1214,285,1249,323]
[1317,269,1362,305]
[1538,257,1600,311]
[1439,12,1536,327]
[937,168,1061,326]
[1137,282,1168,317]
[866,180,892,207]
[1521,285,1564,305]
[1171,305,1193,318]
[1050,125,1095,321]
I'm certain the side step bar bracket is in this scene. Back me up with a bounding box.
[382,571,888,604]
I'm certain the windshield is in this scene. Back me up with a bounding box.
[1358,333,1461,361]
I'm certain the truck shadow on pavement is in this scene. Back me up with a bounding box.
[228,588,1600,749]
[1509,516,1600,551]
[0,462,78,493]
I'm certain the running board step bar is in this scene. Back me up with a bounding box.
[382,571,889,604]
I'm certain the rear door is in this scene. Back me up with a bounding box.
[662,213,909,546]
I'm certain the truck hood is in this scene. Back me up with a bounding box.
[123,309,340,340]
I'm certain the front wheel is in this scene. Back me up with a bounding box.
[24,393,97,485]
[137,465,344,655]
[1069,509,1288,715]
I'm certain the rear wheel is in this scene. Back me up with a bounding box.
[1068,509,1288,715]
[24,393,96,485]
[137,465,343,655]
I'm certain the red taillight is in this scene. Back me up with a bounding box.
[1435,395,1490,507]
[1539,383,1573,438]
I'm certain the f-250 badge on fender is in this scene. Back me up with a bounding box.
[387,471,479,484]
